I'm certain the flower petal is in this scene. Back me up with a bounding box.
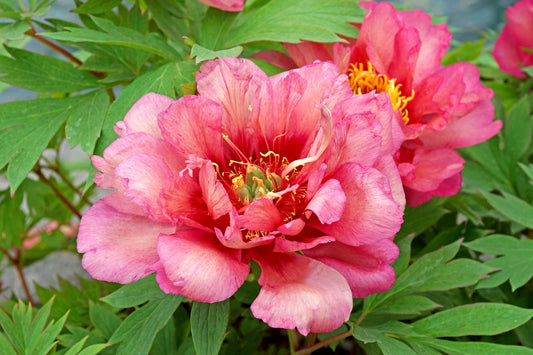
[197,0,244,12]
[313,163,403,246]
[199,162,232,220]
[115,153,172,222]
[305,179,346,224]
[250,251,352,335]
[238,198,284,232]
[156,230,249,302]
[158,95,225,165]
[77,196,174,283]
[114,93,173,138]
[304,239,399,297]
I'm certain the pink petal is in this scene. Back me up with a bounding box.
[158,95,225,165]
[115,154,172,222]
[305,179,346,224]
[492,25,529,78]
[404,172,462,207]
[196,57,267,151]
[77,196,174,283]
[238,198,284,232]
[92,132,184,191]
[284,41,334,67]
[313,163,403,246]
[114,93,174,138]
[250,50,297,70]
[158,173,209,225]
[304,239,399,297]
[199,162,232,220]
[250,251,352,335]
[156,231,249,302]
[273,234,335,252]
[373,155,406,212]
[277,218,306,236]
[420,100,500,149]
[400,148,464,192]
[196,0,244,12]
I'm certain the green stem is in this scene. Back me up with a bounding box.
[288,329,299,354]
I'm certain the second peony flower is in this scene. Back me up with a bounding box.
[77,57,404,335]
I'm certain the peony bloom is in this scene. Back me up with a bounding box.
[492,0,533,78]
[78,57,404,335]
[197,0,244,12]
[254,1,502,206]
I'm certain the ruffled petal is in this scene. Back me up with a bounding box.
[250,251,352,335]
[156,230,249,302]
[114,93,173,138]
[158,95,225,165]
[115,153,172,222]
[313,163,403,246]
[304,239,399,297]
[77,196,174,283]
[238,198,284,232]
[305,179,346,224]
[199,162,232,220]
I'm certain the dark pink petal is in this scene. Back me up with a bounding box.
[158,173,209,225]
[277,218,306,236]
[77,197,174,283]
[196,0,244,12]
[158,96,225,164]
[250,251,352,335]
[420,101,500,150]
[313,163,403,246]
[115,154,172,222]
[157,231,249,302]
[305,179,346,224]
[304,239,399,297]
[215,208,275,249]
[238,198,283,232]
[273,234,335,252]
[114,93,173,138]
[373,155,406,211]
[305,163,327,201]
[199,163,232,220]
[196,57,267,151]
[250,50,297,70]
[400,148,464,192]
[506,0,533,48]
[492,25,529,78]
[405,172,462,206]
[284,41,334,67]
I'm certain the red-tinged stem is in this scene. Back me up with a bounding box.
[26,22,82,66]
[34,166,82,219]
[294,329,353,355]
[1,248,35,306]
[41,158,92,207]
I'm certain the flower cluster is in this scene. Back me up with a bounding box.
[78,58,404,335]
[78,1,504,336]
[492,0,533,78]
[255,1,501,206]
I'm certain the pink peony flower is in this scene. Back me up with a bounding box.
[78,57,404,335]
[492,0,533,78]
[197,0,244,12]
[254,1,502,206]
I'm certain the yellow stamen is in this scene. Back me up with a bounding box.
[347,62,414,124]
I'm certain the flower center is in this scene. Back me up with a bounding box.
[347,62,414,124]
[231,162,282,205]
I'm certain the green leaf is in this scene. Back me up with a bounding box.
[191,300,230,355]
[0,95,87,193]
[364,239,462,313]
[101,274,165,308]
[109,295,182,355]
[441,39,485,65]
[223,0,364,47]
[465,234,533,291]
[65,89,109,154]
[504,95,532,161]
[418,337,533,355]
[519,162,533,182]
[353,326,417,355]
[482,191,533,229]
[0,47,99,92]
[0,331,16,355]
[42,16,182,61]
[190,43,243,64]
[150,317,177,355]
[375,295,441,315]
[412,303,533,337]
[199,7,239,50]
[77,343,110,355]
[73,0,121,14]
[89,302,122,339]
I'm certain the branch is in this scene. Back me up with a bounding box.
[34,166,82,219]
